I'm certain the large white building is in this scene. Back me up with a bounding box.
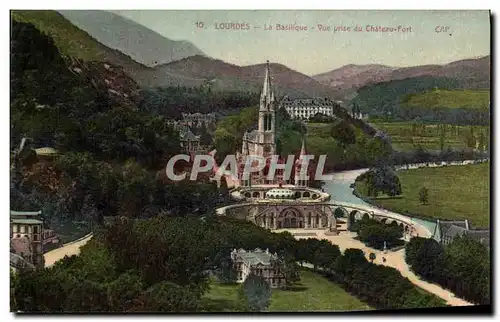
[230,248,286,288]
[280,97,342,120]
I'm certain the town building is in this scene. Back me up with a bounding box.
[437,219,490,248]
[10,210,45,269]
[181,112,216,127]
[179,128,209,156]
[279,97,341,120]
[230,248,286,288]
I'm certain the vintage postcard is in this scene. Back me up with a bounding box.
[10,9,491,313]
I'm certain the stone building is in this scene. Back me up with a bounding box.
[280,97,341,120]
[179,129,203,155]
[181,112,216,127]
[230,248,286,288]
[10,210,45,269]
[437,219,490,248]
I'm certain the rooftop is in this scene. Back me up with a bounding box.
[180,129,200,141]
[11,218,43,225]
[11,210,42,217]
[231,248,279,267]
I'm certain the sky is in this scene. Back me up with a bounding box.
[111,10,490,75]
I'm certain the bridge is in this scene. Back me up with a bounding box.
[215,200,433,239]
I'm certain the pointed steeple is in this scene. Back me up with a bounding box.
[299,137,306,157]
[260,60,274,109]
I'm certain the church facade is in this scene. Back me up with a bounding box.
[237,61,283,186]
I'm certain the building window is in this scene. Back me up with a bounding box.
[20,225,25,233]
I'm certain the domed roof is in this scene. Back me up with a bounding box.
[265,188,295,199]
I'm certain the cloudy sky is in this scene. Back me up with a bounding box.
[112,10,490,75]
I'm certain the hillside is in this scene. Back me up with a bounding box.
[352,76,489,124]
[11,10,339,99]
[312,64,397,93]
[147,55,342,99]
[314,56,491,96]
[401,89,490,109]
[11,10,150,77]
[58,10,206,67]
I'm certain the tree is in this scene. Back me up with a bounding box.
[107,271,144,312]
[369,252,376,263]
[238,273,272,312]
[330,120,356,147]
[439,124,445,152]
[142,281,200,312]
[358,165,402,198]
[405,237,444,281]
[198,123,213,146]
[478,130,486,153]
[281,256,300,288]
[419,187,429,205]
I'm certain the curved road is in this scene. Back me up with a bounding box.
[44,233,93,268]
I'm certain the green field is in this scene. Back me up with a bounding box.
[355,163,490,228]
[201,269,372,312]
[371,122,490,152]
[402,89,490,109]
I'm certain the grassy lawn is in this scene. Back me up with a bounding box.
[402,89,490,109]
[355,163,490,228]
[201,269,372,312]
[371,122,490,152]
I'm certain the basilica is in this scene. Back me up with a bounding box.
[236,61,312,187]
[218,61,338,233]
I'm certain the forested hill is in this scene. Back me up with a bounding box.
[352,76,490,125]
[10,21,223,232]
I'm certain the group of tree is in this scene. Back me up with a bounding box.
[138,86,260,120]
[10,21,233,231]
[293,239,445,309]
[349,215,405,250]
[11,21,181,170]
[12,213,447,312]
[355,163,402,198]
[11,216,297,312]
[405,236,490,305]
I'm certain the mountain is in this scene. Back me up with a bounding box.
[314,56,491,95]
[142,55,342,99]
[312,64,397,93]
[11,11,338,99]
[11,10,151,78]
[58,10,206,67]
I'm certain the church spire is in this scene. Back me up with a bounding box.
[260,60,274,109]
[299,137,306,157]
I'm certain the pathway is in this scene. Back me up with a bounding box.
[44,233,93,268]
[278,229,472,307]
